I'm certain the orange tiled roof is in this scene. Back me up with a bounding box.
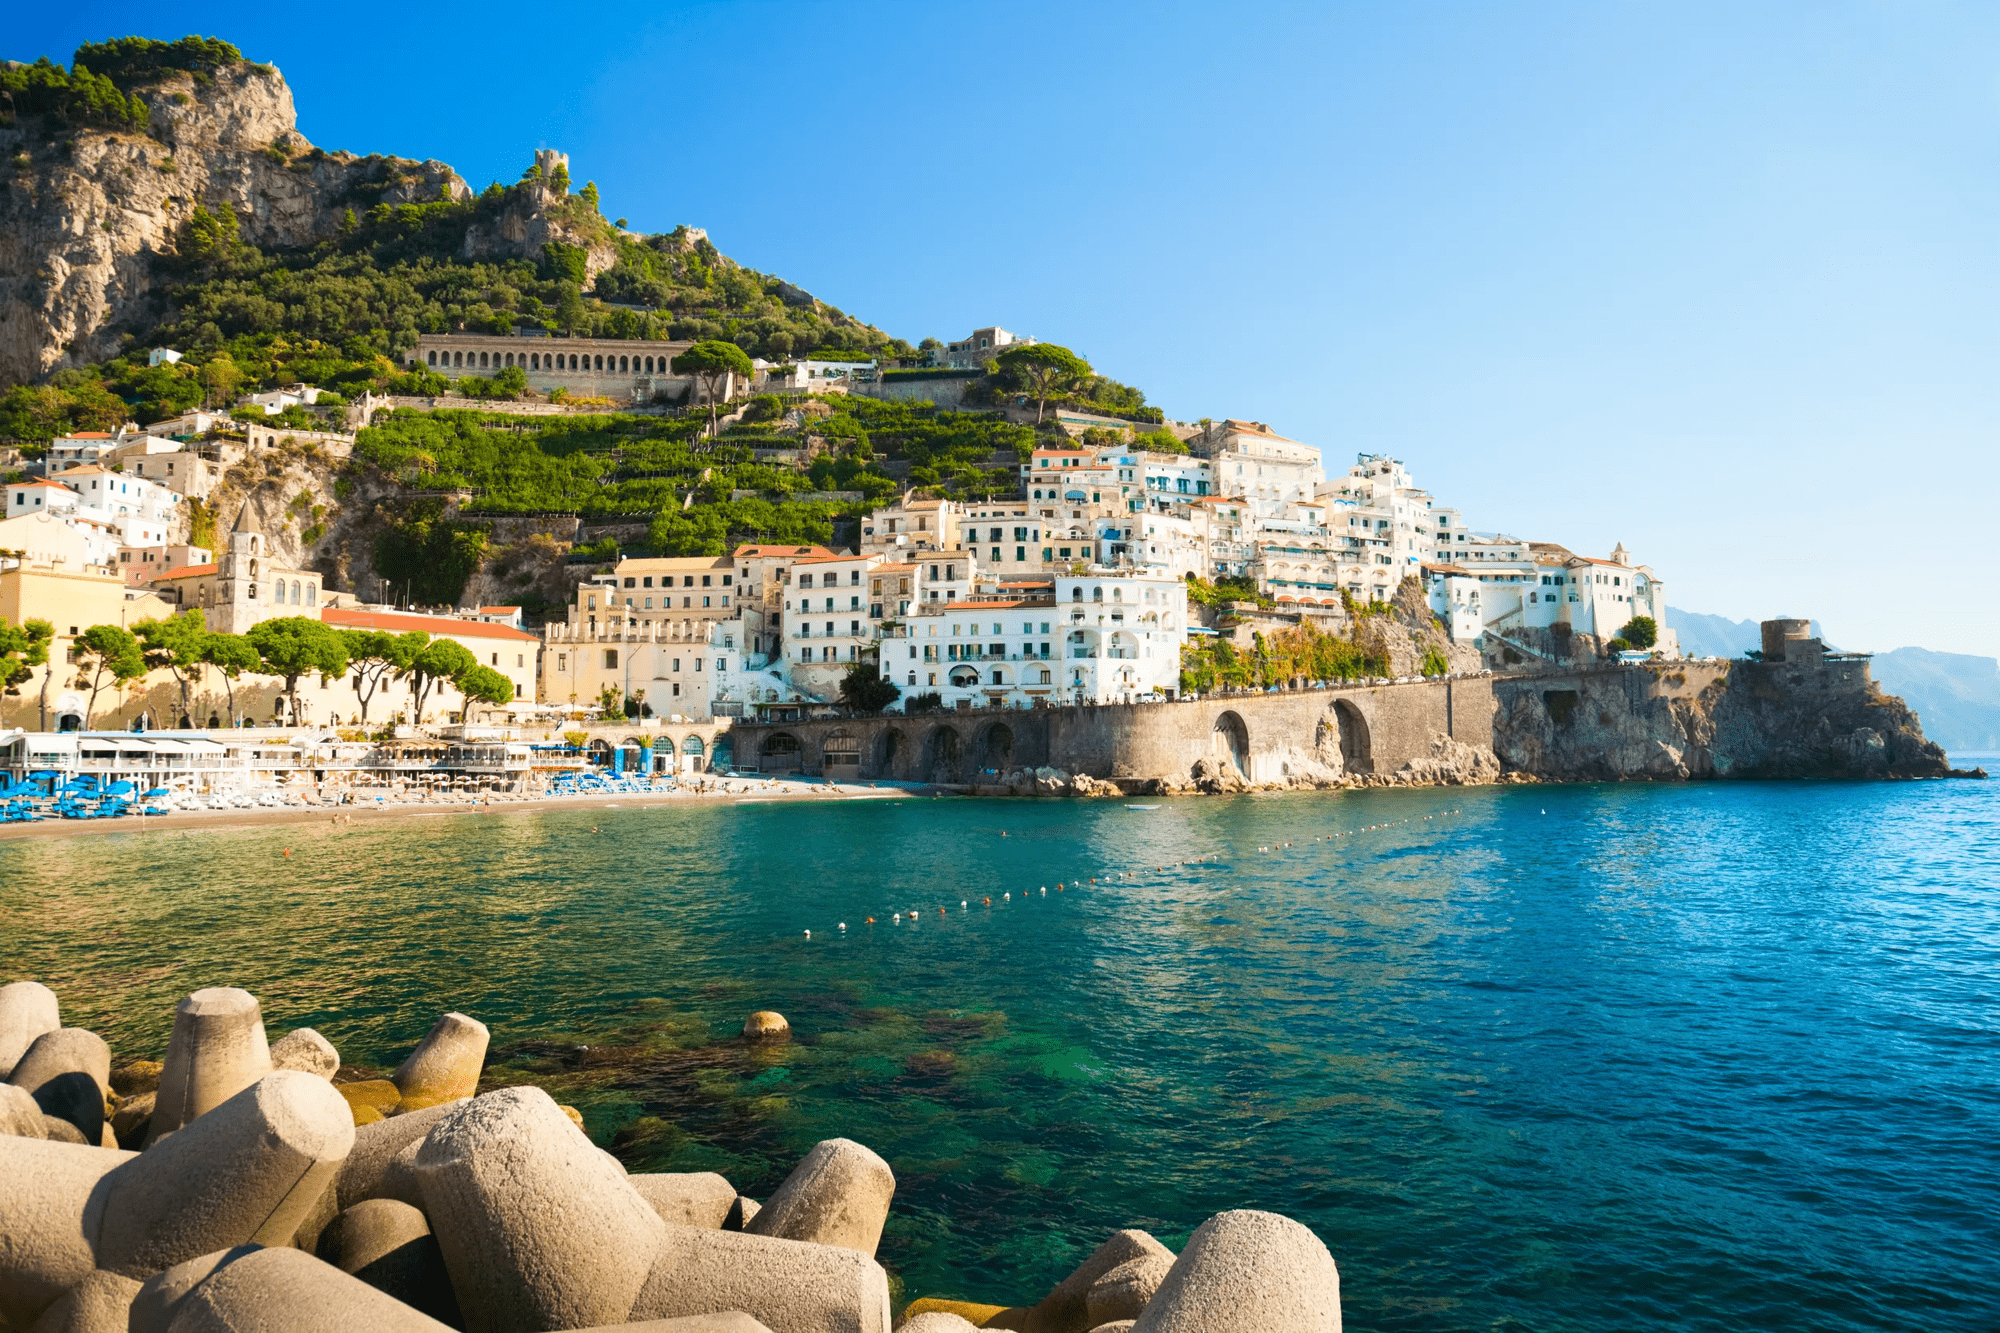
[321,607,538,642]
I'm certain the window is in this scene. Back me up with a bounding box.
[624,577,636,588]
[491,653,499,666]
[703,575,712,586]
[604,650,618,668]
[643,577,653,588]
[801,574,814,588]
[516,654,524,668]
[558,654,567,670]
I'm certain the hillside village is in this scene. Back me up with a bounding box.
[0,333,1674,738]
[0,35,1678,788]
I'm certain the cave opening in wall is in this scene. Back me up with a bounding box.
[1333,700,1371,774]
[1212,710,1249,775]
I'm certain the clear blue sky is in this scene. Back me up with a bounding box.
[18,2,2000,654]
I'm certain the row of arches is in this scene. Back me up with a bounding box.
[746,700,1377,786]
[426,349,675,375]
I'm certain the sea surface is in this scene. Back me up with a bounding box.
[4,771,1998,1332]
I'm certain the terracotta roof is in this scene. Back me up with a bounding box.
[872,563,918,573]
[62,432,113,440]
[51,465,112,477]
[789,554,870,566]
[734,543,836,558]
[478,605,520,614]
[321,607,538,642]
[1420,562,1477,576]
[9,480,74,491]
[156,563,218,580]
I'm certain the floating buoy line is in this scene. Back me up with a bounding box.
[793,808,1467,939]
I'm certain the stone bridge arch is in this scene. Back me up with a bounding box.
[974,721,1014,776]
[1209,710,1249,777]
[759,731,803,773]
[1332,698,1372,774]
[922,724,965,784]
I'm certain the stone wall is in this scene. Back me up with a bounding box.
[726,677,1498,792]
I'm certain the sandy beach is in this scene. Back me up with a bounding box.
[0,775,933,841]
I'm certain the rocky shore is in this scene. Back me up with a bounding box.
[0,982,1343,1333]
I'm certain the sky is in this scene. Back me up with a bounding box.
[15,2,2000,654]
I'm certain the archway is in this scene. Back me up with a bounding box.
[1211,710,1248,776]
[710,734,734,771]
[923,726,963,784]
[1333,700,1372,774]
[823,730,861,780]
[878,728,904,778]
[976,723,1013,775]
[681,733,705,773]
[759,731,802,773]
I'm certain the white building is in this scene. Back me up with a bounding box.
[939,326,1034,369]
[47,465,180,549]
[1192,419,1325,518]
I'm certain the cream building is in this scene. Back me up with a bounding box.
[148,505,321,634]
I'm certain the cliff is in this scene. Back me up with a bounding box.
[1491,656,1960,781]
[0,63,613,385]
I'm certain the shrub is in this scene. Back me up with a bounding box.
[1619,616,1658,649]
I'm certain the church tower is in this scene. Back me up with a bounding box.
[213,503,266,634]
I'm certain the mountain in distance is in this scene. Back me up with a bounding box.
[1668,609,2000,755]
[1664,609,1822,659]
[1869,648,2000,755]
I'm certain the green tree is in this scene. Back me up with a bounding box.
[400,638,477,721]
[457,663,514,711]
[579,181,601,213]
[339,628,427,723]
[0,618,55,728]
[71,625,146,727]
[994,343,1091,423]
[199,355,242,409]
[672,340,754,435]
[1619,616,1658,650]
[201,632,260,724]
[247,617,350,725]
[133,609,211,725]
[838,663,900,714]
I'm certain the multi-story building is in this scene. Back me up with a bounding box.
[1189,419,1325,517]
[1422,541,1676,658]
[320,607,541,711]
[859,493,960,557]
[939,326,1034,369]
[960,503,1048,579]
[119,543,213,589]
[46,465,180,549]
[888,570,1188,709]
[779,552,889,697]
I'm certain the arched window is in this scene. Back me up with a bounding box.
[504,352,514,367]
[643,356,653,373]
[1092,586,1104,602]
[618,356,629,372]
[594,355,604,371]
[529,354,539,370]
[569,355,578,370]
[291,579,301,604]
[305,584,316,606]
[427,351,437,366]
[1072,587,1083,601]
[453,351,463,367]
[681,735,704,756]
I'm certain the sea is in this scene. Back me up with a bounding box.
[4,766,1997,1332]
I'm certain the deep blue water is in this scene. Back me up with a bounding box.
[3,775,1996,1331]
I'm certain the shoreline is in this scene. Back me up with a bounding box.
[0,776,922,841]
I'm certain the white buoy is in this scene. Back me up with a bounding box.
[893,913,901,923]
[803,929,811,938]
[1040,887,1046,895]
[1004,892,1011,900]
[961,900,968,908]
[839,922,847,930]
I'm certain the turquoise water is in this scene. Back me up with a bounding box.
[4,776,1997,1331]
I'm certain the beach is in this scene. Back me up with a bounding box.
[0,775,920,841]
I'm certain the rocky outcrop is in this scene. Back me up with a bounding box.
[1492,658,1960,781]
[0,64,622,388]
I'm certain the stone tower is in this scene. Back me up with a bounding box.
[211,503,268,635]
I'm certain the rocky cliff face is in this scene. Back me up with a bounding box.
[1492,658,1958,781]
[0,64,609,387]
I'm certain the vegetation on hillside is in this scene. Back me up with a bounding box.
[1179,622,1388,694]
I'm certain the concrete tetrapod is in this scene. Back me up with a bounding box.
[630,1172,738,1229]
[146,989,272,1145]
[1,1080,50,1137]
[9,1028,113,1101]
[1127,1210,1341,1333]
[743,1137,896,1257]
[0,1137,134,1329]
[32,1072,108,1146]
[412,1086,667,1333]
[572,1312,780,1320]
[1030,1231,1174,1333]
[317,1198,460,1326]
[0,980,61,1079]
[96,1071,356,1280]
[268,1028,339,1079]
[897,1315,982,1332]
[1083,1254,1174,1327]
[391,1012,489,1108]
[334,1098,464,1209]
[628,1224,893,1333]
[147,1245,457,1333]
[22,1267,142,1333]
